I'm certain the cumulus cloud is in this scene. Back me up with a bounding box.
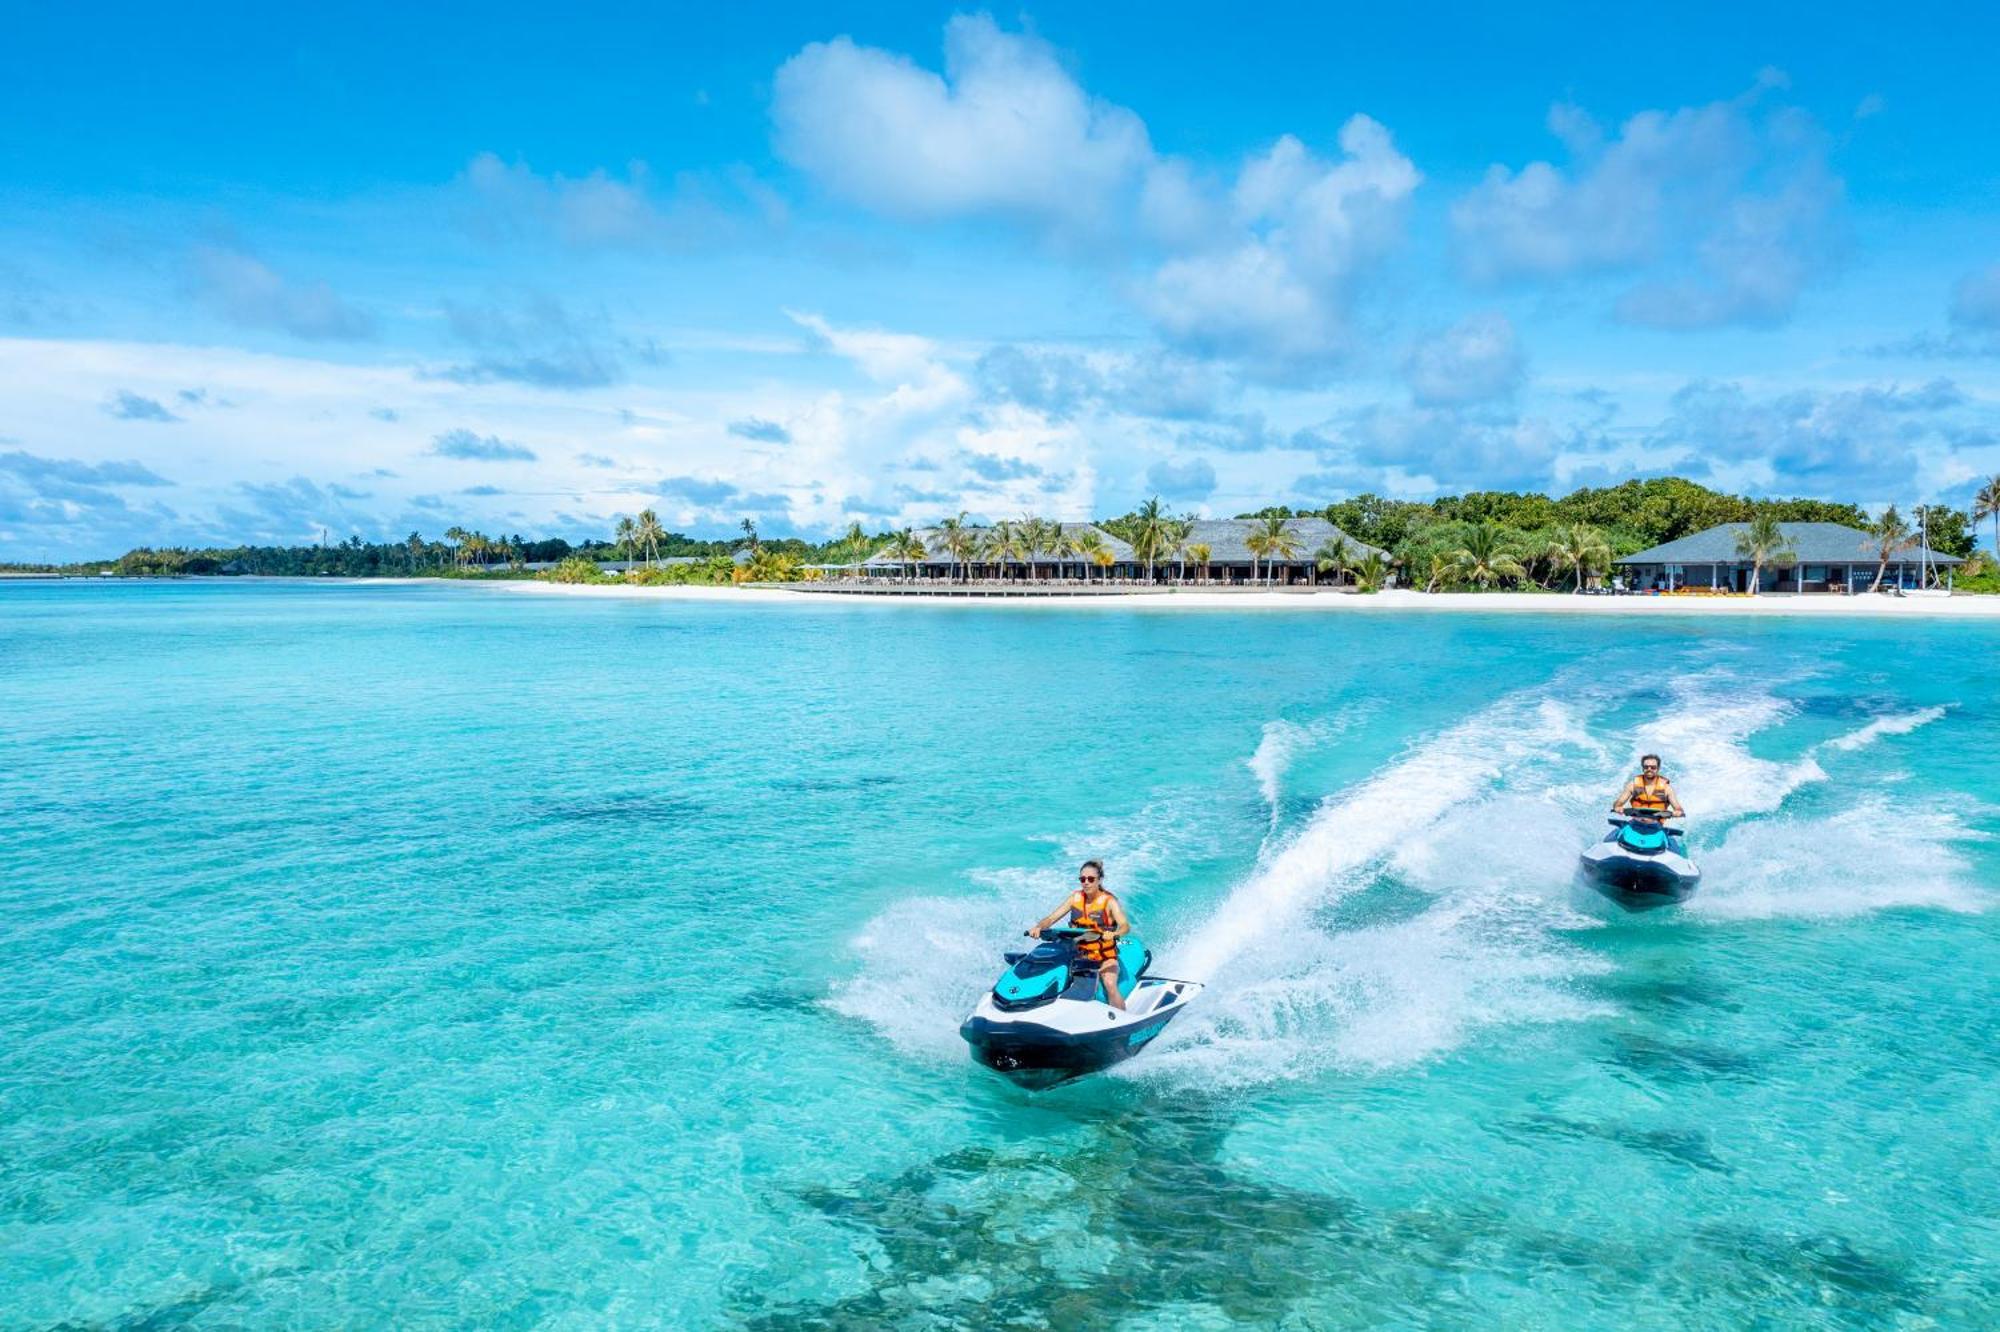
[1403,312,1525,405]
[429,429,537,462]
[103,391,180,422]
[191,245,374,341]
[975,345,1224,421]
[728,417,792,443]
[1146,457,1217,500]
[0,450,178,554]
[1451,78,1840,328]
[1950,263,2000,330]
[1142,118,1420,376]
[773,15,1151,228]
[771,19,1417,379]
[1322,404,1572,492]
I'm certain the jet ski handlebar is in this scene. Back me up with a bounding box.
[1610,812,1684,829]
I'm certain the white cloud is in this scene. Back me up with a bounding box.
[191,245,374,341]
[772,15,1151,228]
[770,20,1418,379]
[1402,312,1525,406]
[1451,81,1840,328]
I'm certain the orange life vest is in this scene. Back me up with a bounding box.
[1068,890,1120,963]
[1627,772,1672,812]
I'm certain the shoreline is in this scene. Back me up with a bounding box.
[487,581,2000,617]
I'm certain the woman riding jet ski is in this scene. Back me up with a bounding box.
[959,860,1202,1087]
[1579,753,1701,909]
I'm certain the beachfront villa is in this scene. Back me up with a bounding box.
[847,517,1385,585]
[1616,522,1961,593]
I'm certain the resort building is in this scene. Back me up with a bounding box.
[853,517,1383,584]
[1615,522,1961,593]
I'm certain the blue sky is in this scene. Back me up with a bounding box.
[4,1,1998,558]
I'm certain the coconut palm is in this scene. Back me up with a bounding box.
[1249,515,1300,585]
[1073,528,1107,583]
[1730,513,1795,595]
[1050,525,1082,581]
[614,516,637,566]
[1187,541,1212,585]
[1547,523,1613,593]
[1422,550,1451,593]
[1131,497,1168,582]
[887,527,925,580]
[444,525,468,569]
[1314,535,1353,587]
[739,518,761,554]
[1164,516,1194,583]
[936,512,972,582]
[1866,505,1914,592]
[1973,474,2000,562]
[636,509,666,568]
[841,520,872,578]
[405,531,425,571]
[1353,550,1390,592]
[1451,522,1525,589]
[1091,547,1117,582]
[1016,515,1048,581]
[977,521,1018,581]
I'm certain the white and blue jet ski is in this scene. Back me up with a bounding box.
[959,927,1203,1088]
[1579,812,1701,910]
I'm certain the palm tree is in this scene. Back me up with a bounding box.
[444,526,468,569]
[740,518,761,554]
[1423,550,1451,593]
[840,520,871,579]
[614,516,637,565]
[1353,550,1390,592]
[1452,522,1525,589]
[1187,542,1212,585]
[1091,547,1117,583]
[978,521,1018,582]
[1547,523,1613,593]
[1131,497,1167,582]
[405,531,424,572]
[1973,474,2000,563]
[936,512,971,583]
[887,527,925,580]
[1314,535,1353,587]
[1165,516,1194,583]
[1732,513,1795,595]
[1016,516,1045,581]
[1866,505,1914,592]
[637,509,665,568]
[1251,515,1300,585]
[1073,529,1107,583]
[1051,525,1083,582]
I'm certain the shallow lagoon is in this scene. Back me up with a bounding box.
[3,581,1996,1328]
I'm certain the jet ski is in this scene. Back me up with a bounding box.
[959,927,1203,1088]
[1579,811,1701,909]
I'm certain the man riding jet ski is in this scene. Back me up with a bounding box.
[1579,753,1701,909]
[959,860,1202,1087]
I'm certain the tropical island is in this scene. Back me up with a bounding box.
[8,474,1998,597]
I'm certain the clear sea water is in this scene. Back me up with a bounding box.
[3,580,1996,1330]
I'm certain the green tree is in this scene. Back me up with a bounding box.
[887,527,925,580]
[1187,541,1212,585]
[937,512,973,582]
[1166,516,1194,582]
[1248,515,1300,585]
[1451,522,1525,589]
[1130,497,1168,582]
[1072,528,1106,583]
[1314,535,1352,586]
[1353,550,1390,592]
[1547,524,1613,593]
[1975,476,2000,562]
[1732,513,1796,595]
[636,510,665,568]
[1867,506,1914,592]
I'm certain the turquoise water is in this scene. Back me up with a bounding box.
[3,581,1996,1329]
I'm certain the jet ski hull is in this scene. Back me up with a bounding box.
[1578,840,1701,910]
[960,977,1202,1087]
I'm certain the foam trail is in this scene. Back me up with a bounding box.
[1245,714,1353,832]
[1694,800,1989,920]
[1177,689,1599,981]
[1820,705,1949,753]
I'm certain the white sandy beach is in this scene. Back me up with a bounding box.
[491,581,2000,617]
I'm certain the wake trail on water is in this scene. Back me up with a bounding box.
[831,658,1984,1084]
